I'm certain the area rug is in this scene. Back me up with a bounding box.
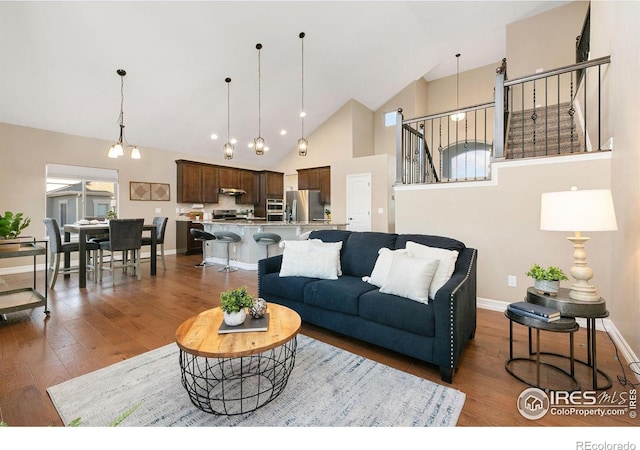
[47,334,465,427]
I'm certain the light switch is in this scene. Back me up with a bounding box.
[155,208,161,214]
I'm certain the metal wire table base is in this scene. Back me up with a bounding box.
[179,337,297,415]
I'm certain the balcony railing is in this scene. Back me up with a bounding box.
[397,56,611,185]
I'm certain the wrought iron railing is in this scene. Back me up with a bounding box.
[495,55,610,160]
[397,55,610,185]
[396,102,495,184]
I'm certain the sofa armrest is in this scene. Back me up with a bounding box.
[431,247,478,376]
[257,255,283,297]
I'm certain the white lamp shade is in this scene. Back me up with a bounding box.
[540,188,618,232]
[130,147,141,159]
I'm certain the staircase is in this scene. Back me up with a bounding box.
[506,101,586,159]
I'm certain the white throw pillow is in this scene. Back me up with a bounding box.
[278,239,322,250]
[279,240,342,280]
[379,252,439,304]
[363,247,409,288]
[405,241,459,299]
[308,240,343,276]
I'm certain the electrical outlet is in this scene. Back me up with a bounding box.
[507,275,517,288]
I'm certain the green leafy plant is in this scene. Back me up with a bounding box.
[526,264,568,281]
[220,286,254,313]
[0,211,31,239]
[106,208,117,220]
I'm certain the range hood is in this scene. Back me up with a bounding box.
[219,187,246,196]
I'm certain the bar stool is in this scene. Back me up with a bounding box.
[253,232,281,258]
[213,231,241,272]
[190,229,216,267]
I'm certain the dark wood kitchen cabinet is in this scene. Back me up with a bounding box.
[176,160,219,203]
[319,166,331,204]
[297,166,330,204]
[238,170,259,205]
[218,167,241,188]
[201,164,219,203]
[176,220,203,255]
[261,171,284,197]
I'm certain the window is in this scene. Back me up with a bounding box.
[384,111,397,127]
[46,164,119,223]
[441,141,491,181]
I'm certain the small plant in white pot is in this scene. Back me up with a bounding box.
[220,286,255,326]
[526,263,568,296]
[0,211,31,252]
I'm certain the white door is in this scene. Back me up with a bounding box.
[346,173,371,231]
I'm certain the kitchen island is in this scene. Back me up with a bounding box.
[188,220,347,270]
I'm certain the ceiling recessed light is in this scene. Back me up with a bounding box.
[264,146,269,152]
[230,138,237,144]
[280,130,287,135]
[211,133,218,140]
[300,112,306,118]
[248,142,254,148]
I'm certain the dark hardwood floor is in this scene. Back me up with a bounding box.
[0,253,637,428]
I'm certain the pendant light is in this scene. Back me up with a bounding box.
[297,32,308,156]
[450,53,465,122]
[107,69,141,159]
[223,77,234,160]
[253,43,266,155]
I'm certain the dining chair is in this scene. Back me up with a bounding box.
[141,216,168,270]
[98,218,144,283]
[42,218,100,288]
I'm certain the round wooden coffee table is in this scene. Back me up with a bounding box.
[175,303,301,415]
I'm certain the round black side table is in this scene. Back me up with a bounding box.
[505,308,580,392]
[526,287,611,390]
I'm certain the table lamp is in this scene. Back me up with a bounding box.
[540,187,617,301]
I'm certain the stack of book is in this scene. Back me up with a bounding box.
[508,301,561,322]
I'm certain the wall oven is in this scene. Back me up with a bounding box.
[266,198,285,222]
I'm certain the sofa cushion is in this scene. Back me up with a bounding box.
[304,276,376,316]
[395,234,465,252]
[340,232,398,278]
[359,289,436,337]
[308,229,351,245]
[260,272,317,303]
[405,241,459,300]
[280,241,342,280]
[363,247,410,287]
[379,252,439,304]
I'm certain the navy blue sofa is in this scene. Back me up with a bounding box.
[257,229,477,383]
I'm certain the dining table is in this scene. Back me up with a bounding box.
[63,222,157,288]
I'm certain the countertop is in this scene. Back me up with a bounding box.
[195,220,345,227]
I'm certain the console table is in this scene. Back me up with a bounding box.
[526,287,611,390]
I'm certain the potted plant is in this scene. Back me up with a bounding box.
[220,286,255,326]
[106,209,117,220]
[0,211,31,252]
[526,263,568,296]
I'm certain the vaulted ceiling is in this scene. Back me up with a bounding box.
[0,1,569,167]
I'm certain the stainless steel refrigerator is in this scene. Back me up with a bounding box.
[285,190,324,222]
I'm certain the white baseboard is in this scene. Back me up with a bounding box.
[478,297,640,383]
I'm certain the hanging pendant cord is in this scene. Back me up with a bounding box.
[227,79,231,141]
[301,32,305,137]
[258,45,262,136]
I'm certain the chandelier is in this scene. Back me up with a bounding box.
[107,69,140,159]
